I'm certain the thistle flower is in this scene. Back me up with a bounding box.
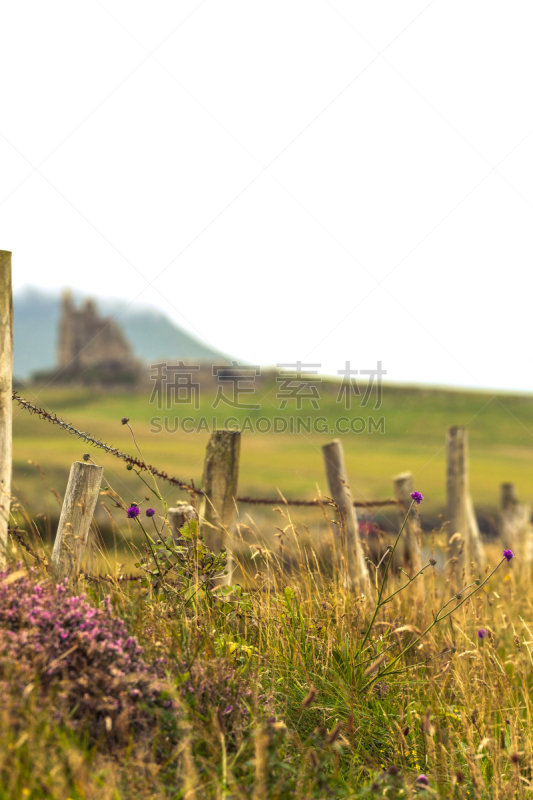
[145,508,156,517]
[477,629,488,639]
[503,549,514,562]
[416,774,429,786]
[410,491,424,505]
[127,505,140,519]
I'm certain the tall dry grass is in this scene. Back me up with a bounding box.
[2,477,530,799]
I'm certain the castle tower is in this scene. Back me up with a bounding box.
[58,289,78,369]
[57,291,136,376]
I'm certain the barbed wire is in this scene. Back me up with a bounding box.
[8,527,143,582]
[12,391,398,510]
[8,526,45,563]
[235,494,399,508]
[82,572,143,583]
[12,390,201,495]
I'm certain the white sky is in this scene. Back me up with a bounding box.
[2,1,533,390]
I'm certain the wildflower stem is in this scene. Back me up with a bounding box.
[380,561,434,606]
[134,469,162,501]
[436,580,479,617]
[362,558,506,692]
[135,518,169,602]
[372,647,453,680]
[360,499,415,651]
[126,422,165,508]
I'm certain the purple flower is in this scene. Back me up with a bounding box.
[145,508,156,517]
[410,491,424,505]
[416,775,429,786]
[477,629,488,639]
[503,549,514,562]
[0,566,170,745]
[127,505,140,519]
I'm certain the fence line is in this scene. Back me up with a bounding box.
[12,390,397,510]
[12,390,200,495]
[8,527,144,582]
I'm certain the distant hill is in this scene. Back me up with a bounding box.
[13,288,226,380]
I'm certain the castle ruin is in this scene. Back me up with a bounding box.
[57,291,138,381]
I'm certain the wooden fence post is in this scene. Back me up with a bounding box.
[446,425,484,584]
[167,503,197,542]
[0,251,12,565]
[393,471,423,595]
[199,430,241,585]
[500,483,533,568]
[52,461,103,579]
[322,439,372,600]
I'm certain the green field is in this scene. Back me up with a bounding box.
[12,379,533,530]
[6,380,533,798]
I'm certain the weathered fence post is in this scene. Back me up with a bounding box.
[199,430,241,585]
[52,461,103,579]
[446,425,484,584]
[393,471,423,595]
[500,483,533,568]
[0,251,12,565]
[167,503,197,542]
[322,439,372,600]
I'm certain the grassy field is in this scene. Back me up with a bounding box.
[5,381,533,798]
[1,510,529,798]
[12,379,533,528]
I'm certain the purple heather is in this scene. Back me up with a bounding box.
[0,566,167,742]
[127,505,140,519]
[145,508,156,517]
[410,491,424,505]
[503,549,514,562]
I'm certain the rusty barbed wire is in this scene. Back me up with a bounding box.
[8,527,143,582]
[12,390,398,510]
[8,526,45,563]
[235,495,399,508]
[82,572,143,583]
[12,390,201,495]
